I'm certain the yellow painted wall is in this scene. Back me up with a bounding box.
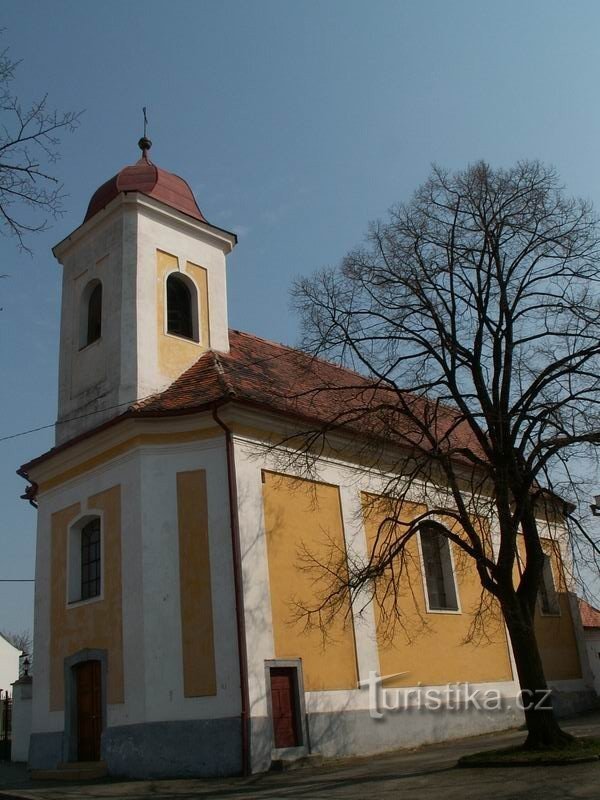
[50,486,124,710]
[156,250,210,379]
[362,494,513,687]
[534,540,581,681]
[262,471,358,691]
[177,470,217,697]
[37,427,220,495]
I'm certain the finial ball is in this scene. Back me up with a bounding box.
[138,136,152,153]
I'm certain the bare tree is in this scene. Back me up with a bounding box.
[292,161,600,748]
[0,628,31,655]
[0,36,81,251]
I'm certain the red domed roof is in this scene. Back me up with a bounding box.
[84,150,207,224]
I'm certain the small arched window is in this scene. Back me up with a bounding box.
[80,280,102,348]
[87,283,102,345]
[167,273,194,340]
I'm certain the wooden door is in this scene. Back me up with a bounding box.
[75,660,101,761]
[270,667,300,748]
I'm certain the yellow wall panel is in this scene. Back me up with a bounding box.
[262,471,358,691]
[362,493,513,686]
[50,486,124,710]
[177,469,217,697]
[534,541,581,681]
[156,250,209,379]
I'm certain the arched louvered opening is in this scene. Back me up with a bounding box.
[80,280,103,349]
[166,273,196,340]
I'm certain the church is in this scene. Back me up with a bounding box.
[19,138,593,778]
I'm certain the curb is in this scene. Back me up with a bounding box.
[457,754,600,768]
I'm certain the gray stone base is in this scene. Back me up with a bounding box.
[32,691,599,777]
[29,718,242,778]
[553,688,599,718]
[250,702,525,773]
[104,718,242,778]
[306,703,525,760]
[28,731,64,770]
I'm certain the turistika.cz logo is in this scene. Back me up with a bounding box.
[358,671,552,719]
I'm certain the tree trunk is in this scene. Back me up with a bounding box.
[501,595,573,748]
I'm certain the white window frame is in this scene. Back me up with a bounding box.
[417,522,462,615]
[66,510,105,607]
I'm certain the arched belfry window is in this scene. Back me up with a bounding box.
[166,273,196,340]
[87,283,102,344]
[80,280,102,348]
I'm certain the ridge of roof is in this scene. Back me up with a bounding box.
[227,328,382,388]
[211,351,238,398]
[19,328,480,479]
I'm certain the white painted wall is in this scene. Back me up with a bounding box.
[0,634,20,696]
[53,193,235,445]
[31,431,240,742]
[54,206,135,445]
[138,438,240,723]
[11,678,32,762]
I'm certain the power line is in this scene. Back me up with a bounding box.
[0,345,297,445]
[0,579,34,582]
[0,345,308,442]
[0,394,155,444]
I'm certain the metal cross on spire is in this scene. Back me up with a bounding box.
[138,106,152,158]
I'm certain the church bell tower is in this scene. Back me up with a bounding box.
[52,137,237,445]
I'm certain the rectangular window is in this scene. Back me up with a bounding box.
[539,554,559,615]
[420,525,459,612]
[81,519,101,601]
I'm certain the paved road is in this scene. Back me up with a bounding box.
[1,713,600,800]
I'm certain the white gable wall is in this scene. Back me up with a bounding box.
[0,634,20,695]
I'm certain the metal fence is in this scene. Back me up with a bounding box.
[0,691,11,760]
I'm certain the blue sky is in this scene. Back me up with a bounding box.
[1,0,600,635]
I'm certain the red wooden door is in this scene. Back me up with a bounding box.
[75,661,101,761]
[270,667,299,748]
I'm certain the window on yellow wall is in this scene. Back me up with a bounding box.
[539,554,560,615]
[419,524,459,612]
[167,273,195,340]
[81,518,101,600]
[68,515,102,604]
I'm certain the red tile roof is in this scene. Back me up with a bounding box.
[19,330,484,481]
[84,154,206,224]
[132,329,482,459]
[579,599,600,629]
